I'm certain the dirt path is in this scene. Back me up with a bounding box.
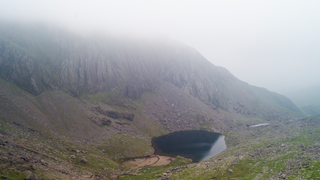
[151,155,174,166]
[124,155,175,170]
[112,155,175,179]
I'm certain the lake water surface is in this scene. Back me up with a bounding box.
[152,130,226,162]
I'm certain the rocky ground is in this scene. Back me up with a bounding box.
[0,118,155,180]
[0,110,318,180]
[0,91,315,180]
[0,66,309,180]
[118,115,320,180]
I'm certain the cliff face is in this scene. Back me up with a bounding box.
[0,22,301,116]
[0,24,158,98]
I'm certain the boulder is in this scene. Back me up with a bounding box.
[40,160,48,166]
[101,118,112,126]
[0,156,8,163]
[78,158,88,164]
[25,171,38,180]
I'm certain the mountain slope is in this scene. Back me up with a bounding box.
[0,22,303,137]
[300,105,320,116]
[0,22,300,114]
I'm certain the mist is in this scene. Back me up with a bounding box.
[1,0,320,94]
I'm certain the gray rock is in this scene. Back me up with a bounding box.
[227,169,233,173]
[40,160,48,166]
[0,156,8,163]
[78,158,88,164]
[25,171,38,180]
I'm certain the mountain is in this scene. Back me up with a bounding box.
[284,84,320,107]
[284,84,320,116]
[300,105,320,116]
[0,22,303,179]
[0,21,303,138]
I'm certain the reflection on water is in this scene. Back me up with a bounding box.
[202,135,227,161]
[152,130,226,162]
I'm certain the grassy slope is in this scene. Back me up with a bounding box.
[0,76,313,180]
[0,78,168,179]
[118,115,320,179]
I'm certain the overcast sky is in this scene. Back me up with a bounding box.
[1,0,320,94]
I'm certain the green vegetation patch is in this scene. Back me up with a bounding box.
[118,156,192,180]
[287,160,320,179]
[98,134,153,160]
[74,155,118,170]
[0,169,27,180]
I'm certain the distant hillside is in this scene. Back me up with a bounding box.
[300,105,320,116]
[285,84,320,107]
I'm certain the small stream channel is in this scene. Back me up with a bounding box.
[152,130,226,162]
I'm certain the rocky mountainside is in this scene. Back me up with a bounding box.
[0,22,305,179]
[0,21,303,139]
[0,21,304,139]
[0,22,300,111]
